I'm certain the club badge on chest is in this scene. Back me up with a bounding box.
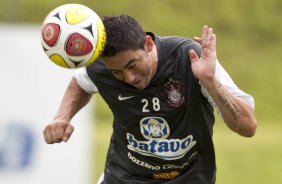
[164,78,185,107]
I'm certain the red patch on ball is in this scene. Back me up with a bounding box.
[66,33,93,56]
[42,23,60,47]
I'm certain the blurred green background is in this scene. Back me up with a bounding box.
[1,0,281,183]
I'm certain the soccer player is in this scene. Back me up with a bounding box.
[43,14,257,184]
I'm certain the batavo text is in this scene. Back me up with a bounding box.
[127,133,196,160]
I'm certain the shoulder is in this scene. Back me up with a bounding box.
[74,58,113,93]
[86,58,107,75]
[154,34,202,59]
[85,58,112,82]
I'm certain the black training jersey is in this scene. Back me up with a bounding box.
[86,34,216,184]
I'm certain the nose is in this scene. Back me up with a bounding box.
[123,70,136,84]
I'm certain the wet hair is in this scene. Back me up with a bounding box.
[102,14,146,57]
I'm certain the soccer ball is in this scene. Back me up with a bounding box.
[41,4,106,68]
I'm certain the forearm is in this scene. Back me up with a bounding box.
[53,77,92,122]
[201,77,257,137]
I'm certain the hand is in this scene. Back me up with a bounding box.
[189,25,217,82]
[43,120,74,144]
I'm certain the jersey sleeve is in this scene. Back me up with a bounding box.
[200,60,255,118]
[74,67,99,94]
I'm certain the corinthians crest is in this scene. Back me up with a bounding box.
[164,78,185,107]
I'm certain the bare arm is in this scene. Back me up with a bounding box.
[189,26,257,137]
[200,77,257,137]
[43,77,92,144]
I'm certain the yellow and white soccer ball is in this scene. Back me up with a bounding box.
[41,4,106,68]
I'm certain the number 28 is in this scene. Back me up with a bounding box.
[141,97,160,112]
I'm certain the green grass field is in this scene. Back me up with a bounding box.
[92,95,282,184]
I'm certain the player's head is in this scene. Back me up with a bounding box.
[102,14,158,89]
[102,14,146,57]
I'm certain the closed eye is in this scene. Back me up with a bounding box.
[128,63,136,69]
[109,59,137,75]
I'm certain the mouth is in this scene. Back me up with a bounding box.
[132,79,142,85]
[131,79,144,88]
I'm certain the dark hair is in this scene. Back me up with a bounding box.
[102,14,146,57]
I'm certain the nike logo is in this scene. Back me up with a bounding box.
[118,94,135,101]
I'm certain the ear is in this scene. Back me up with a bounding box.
[144,35,154,52]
